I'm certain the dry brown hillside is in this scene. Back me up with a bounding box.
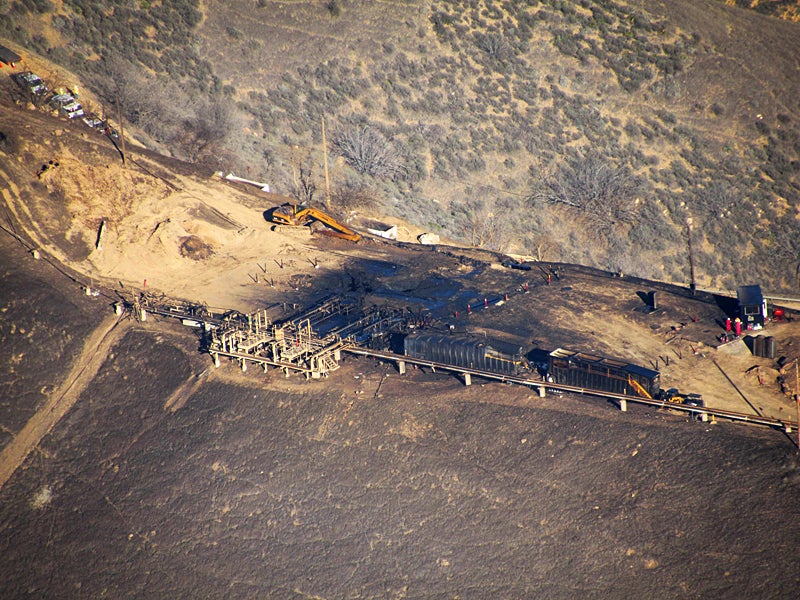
[1,0,799,292]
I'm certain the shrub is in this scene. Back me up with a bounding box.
[326,0,342,17]
[331,125,405,180]
[332,178,376,211]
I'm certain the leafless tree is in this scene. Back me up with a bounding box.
[697,181,736,219]
[179,97,232,163]
[292,164,316,204]
[531,152,639,232]
[452,188,516,252]
[476,32,512,62]
[331,125,404,179]
[97,60,165,134]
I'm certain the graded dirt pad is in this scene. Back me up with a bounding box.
[2,94,798,422]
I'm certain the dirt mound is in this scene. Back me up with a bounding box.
[178,235,213,260]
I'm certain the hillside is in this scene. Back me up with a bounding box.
[4,6,800,596]
[1,0,799,294]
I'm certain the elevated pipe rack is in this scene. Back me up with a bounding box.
[343,347,799,433]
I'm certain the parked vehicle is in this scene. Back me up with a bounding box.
[50,93,85,119]
[11,71,48,96]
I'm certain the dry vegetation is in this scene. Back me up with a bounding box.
[1,0,799,292]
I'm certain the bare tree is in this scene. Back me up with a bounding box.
[697,181,736,219]
[97,60,165,135]
[179,97,232,163]
[451,188,516,252]
[331,125,404,179]
[475,32,513,62]
[292,164,316,204]
[332,178,376,211]
[531,152,639,232]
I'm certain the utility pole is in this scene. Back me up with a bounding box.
[291,145,298,191]
[686,217,696,296]
[321,116,331,211]
[115,93,126,165]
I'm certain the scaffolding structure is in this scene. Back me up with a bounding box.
[209,309,344,379]
[206,295,414,378]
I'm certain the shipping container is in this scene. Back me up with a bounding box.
[547,348,660,398]
[403,333,526,375]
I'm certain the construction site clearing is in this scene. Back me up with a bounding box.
[1,95,800,444]
[126,275,800,435]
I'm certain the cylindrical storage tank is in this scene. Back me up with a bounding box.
[765,336,776,360]
[753,335,764,357]
[650,291,658,310]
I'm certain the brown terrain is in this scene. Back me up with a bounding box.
[2,71,800,597]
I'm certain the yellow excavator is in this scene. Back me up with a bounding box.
[271,204,361,242]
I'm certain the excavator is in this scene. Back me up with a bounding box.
[627,375,705,408]
[271,204,361,242]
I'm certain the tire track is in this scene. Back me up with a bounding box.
[0,314,129,491]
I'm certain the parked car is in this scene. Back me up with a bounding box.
[50,93,85,119]
[82,114,106,129]
[11,71,48,96]
[81,114,119,138]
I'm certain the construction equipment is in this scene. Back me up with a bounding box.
[271,204,361,242]
[658,387,683,403]
[627,374,654,399]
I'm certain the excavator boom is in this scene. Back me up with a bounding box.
[627,375,653,399]
[271,205,361,242]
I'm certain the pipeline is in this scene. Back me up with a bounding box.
[343,346,799,433]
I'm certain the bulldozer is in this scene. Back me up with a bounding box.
[270,203,361,242]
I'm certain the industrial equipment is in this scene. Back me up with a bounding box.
[271,204,361,242]
[548,348,661,398]
[403,333,528,375]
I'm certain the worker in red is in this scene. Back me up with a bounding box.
[725,317,731,332]
[734,317,742,337]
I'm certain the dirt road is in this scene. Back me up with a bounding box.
[0,314,127,490]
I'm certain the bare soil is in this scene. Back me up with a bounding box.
[2,86,800,598]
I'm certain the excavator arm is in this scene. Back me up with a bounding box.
[300,207,361,242]
[627,375,653,399]
[271,205,361,242]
